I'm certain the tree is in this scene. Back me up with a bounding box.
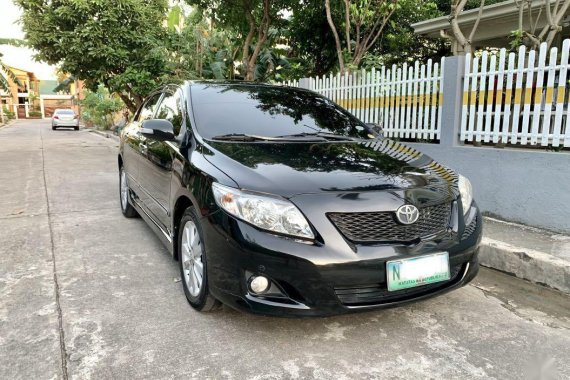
[16,0,169,113]
[288,0,449,76]
[0,39,24,95]
[448,0,486,54]
[511,0,570,50]
[165,8,242,80]
[324,0,399,73]
[80,86,125,130]
[365,0,450,66]
[187,0,290,80]
[0,53,21,96]
[288,0,343,77]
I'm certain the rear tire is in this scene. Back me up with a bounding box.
[178,208,221,312]
[119,166,138,218]
[74,126,79,131]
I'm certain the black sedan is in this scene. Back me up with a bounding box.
[118,81,482,317]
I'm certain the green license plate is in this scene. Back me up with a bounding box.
[386,252,450,291]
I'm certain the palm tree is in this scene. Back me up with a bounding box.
[0,52,22,95]
[0,39,25,122]
[0,38,26,94]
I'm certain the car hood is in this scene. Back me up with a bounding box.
[201,138,458,197]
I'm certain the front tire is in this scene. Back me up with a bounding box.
[52,125,56,130]
[119,166,138,218]
[178,208,220,312]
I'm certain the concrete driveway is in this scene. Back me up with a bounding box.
[1,119,569,380]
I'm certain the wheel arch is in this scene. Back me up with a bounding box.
[172,195,195,261]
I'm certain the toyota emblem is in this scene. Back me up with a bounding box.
[396,204,420,225]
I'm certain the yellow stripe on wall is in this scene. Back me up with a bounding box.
[524,88,533,104]
[495,89,503,104]
[556,87,565,104]
[545,87,554,105]
[534,87,543,104]
[336,94,443,110]
[514,88,523,104]
[487,90,495,105]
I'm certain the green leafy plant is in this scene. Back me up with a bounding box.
[80,87,125,130]
[0,53,22,95]
[2,107,15,119]
[17,0,169,113]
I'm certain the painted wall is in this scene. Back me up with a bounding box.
[407,143,570,233]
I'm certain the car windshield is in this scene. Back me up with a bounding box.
[56,110,75,115]
[191,84,373,140]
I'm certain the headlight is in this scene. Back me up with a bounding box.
[211,182,315,239]
[458,175,473,214]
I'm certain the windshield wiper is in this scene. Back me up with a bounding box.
[210,133,276,142]
[210,133,326,142]
[274,132,359,141]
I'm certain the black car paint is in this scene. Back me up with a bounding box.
[119,81,482,317]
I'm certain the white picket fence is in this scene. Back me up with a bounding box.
[285,59,445,141]
[461,40,570,147]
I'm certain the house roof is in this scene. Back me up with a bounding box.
[39,80,60,95]
[412,0,565,43]
[6,65,39,81]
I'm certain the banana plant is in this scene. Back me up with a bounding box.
[0,39,24,95]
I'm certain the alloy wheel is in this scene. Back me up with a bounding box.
[181,220,204,297]
[120,169,129,211]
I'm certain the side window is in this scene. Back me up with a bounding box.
[155,90,184,135]
[136,94,162,122]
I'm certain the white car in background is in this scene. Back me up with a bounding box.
[52,109,79,130]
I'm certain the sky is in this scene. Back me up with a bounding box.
[0,0,58,79]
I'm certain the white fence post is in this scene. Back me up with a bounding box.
[439,56,465,147]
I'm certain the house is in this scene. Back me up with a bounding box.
[412,0,570,54]
[0,65,41,118]
[38,78,84,118]
[1,66,85,119]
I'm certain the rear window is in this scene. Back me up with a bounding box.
[191,84,371,140]
[55,110,75,115]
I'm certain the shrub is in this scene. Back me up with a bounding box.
[2,107,15,119]
[28,111,42,117]
[80,87,124,130]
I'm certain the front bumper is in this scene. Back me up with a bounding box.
[201,200,482,317]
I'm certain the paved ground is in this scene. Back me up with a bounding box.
[1,119,569,380]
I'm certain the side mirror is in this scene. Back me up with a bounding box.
[141,119,175,141]
[365,123,384,137]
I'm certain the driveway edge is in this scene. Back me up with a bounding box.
[89,129,120,141]
[479,237,570,294]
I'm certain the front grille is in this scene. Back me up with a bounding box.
[328,203,451,243]
[334,264,464,306]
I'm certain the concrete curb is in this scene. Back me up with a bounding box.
[90,129,120,141]
[0,119,16,130]
[479,237,570,294]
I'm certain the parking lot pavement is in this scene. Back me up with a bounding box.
[1,119,569,380]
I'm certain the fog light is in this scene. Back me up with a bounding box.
[249,275,270,294]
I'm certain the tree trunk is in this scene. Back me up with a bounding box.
[325,0,346,74]
[242,0,270,81]
[118,93,137,114]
